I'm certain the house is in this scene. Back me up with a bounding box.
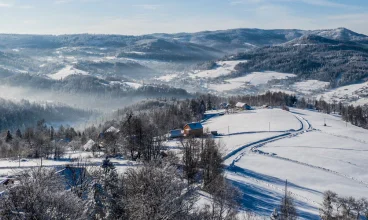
[183,122,203,137]
[83,139,96,151]
[169,129,184,139]
[235,102,252,110]
[220,103,230,109]
[105,126,120,134]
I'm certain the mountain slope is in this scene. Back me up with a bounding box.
[230,35,368,87]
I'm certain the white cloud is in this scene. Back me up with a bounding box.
[0,2,12,7]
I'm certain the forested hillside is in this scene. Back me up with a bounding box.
[0,98,94,131]
[231,35,368,87]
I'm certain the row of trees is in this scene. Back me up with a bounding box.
[0,120,81,159]
[320,191,368,220]
[297,98,368,129]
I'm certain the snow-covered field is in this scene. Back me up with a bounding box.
[316,81,368,106]
[47,65,89,80]
[156,73,179,82]
[201,108,368,219]
[209,71,296,92]
[0,151,138,176]
[292,80,330,95]
[203,109,301,134]
[191,60,248,79]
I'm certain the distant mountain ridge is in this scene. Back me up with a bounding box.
[0,27,366,51]
[0,27,367,94]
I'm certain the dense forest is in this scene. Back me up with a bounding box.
[229,35,368,87]
[0,98,93,132]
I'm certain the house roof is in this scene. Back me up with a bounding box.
[184,122,203,130]
[170,129,182,134]
[105,126,120,134]
[235,102,247,107]
[83,139,95,151]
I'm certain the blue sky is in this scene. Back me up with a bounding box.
[0,0,367,35]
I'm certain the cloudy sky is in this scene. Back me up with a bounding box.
[0,0,367,35]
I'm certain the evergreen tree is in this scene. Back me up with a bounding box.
[15,129,22,138]
[5,130,13,143]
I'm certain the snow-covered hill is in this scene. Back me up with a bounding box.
[203,108,368,219]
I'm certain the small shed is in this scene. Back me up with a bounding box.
[235,102,252,110]
[184,122,203,137]
[169,129,184,139]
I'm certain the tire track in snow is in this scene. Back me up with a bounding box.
[252,150,368,188]
[319,131,368,145]
[225,167,321,207]
[250,113,368,188]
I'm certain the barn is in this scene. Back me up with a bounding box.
[183,122,203,137]
[235,102,252,110]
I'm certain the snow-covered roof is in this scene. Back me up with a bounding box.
[184,122,203,130]
[83,139,95,151]
[105,126,120,134]
[235,102,247,107]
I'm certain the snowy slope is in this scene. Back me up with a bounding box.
[203,109,301,134]
[47,65,89,80]
[191,60,248,78]
[209,71,296,92]
[316,81,368,106]
[202,108,368,219]
[292,80,330,95]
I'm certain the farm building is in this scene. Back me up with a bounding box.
[169,129,184,138]
[83,139,96,151]
[105,126,120,134]
[183,122,203,137]
[235,102,252,110]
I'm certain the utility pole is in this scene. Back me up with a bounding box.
[285,179,288,217]
[228,126,230,137]
[269,122,271,132]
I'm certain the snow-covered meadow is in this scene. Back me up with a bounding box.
[209,71,296,92]
[203,108,368,219]
[191,60,248,79]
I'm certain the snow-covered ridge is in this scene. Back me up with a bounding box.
[47,65,89,80]
[317,81,368,106]
[209,71,296,92]
[191,60,248,79]
[292,80,330,95]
